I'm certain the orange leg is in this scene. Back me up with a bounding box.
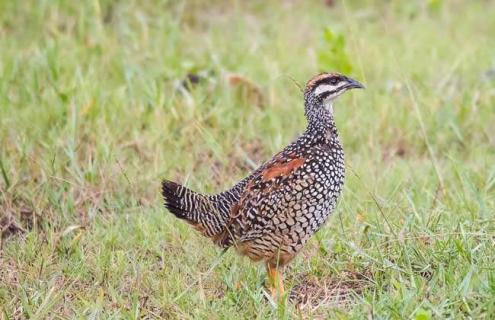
[266,263,285,299]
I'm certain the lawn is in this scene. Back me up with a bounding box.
[1,0,495,318]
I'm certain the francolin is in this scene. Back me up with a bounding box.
[162,72,364,299]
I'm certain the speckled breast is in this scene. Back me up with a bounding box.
[278,145,345,252]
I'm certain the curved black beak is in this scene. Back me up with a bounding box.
[345,77,365,90]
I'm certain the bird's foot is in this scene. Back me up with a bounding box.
[266,263,285,302]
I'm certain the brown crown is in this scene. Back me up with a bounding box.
[305,72,343,94]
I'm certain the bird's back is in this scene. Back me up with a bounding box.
[214,129,345,265]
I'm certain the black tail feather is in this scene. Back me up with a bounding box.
[161,179,228,239]
[161,180,189,220]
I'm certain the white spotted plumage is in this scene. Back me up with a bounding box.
[162,72,363,294]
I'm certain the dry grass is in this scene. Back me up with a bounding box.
[289,270,372,311]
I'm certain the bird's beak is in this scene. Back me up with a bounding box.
[345,77,365,90]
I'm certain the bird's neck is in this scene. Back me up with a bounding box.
[305,104,339,146]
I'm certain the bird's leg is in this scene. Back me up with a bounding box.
[266,263,285,299]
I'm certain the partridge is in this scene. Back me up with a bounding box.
[162,72,364,298]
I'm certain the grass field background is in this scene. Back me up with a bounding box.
[1,0,495,318]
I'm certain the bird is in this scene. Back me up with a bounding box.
[162,72,364,299]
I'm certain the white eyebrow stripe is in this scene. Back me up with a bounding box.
[313,84,335,96]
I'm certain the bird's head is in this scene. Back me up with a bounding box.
[304,72,364,119]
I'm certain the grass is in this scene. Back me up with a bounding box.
[1,0,495,318]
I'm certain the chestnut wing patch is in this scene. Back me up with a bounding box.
[215,153,307,246]
[261,157,306,181]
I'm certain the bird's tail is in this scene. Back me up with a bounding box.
[161,180,227,239]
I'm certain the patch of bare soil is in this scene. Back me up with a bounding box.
[382,138,409,161]
[174,70,267,108]
[226,73,266,108]
[0,194,31,246]
[0,212,25,240]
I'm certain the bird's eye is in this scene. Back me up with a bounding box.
[329,78,339,85]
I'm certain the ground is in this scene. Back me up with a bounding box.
[1,0,495,318]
